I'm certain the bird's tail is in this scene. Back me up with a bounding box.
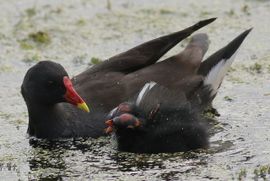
[198,28,252,96]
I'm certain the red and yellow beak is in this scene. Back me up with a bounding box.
[63,76,90,112]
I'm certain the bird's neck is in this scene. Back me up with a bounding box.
[27,102,70,138]
[26,102,107,139]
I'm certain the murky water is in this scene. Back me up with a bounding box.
[0,0,269,180]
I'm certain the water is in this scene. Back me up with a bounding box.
[0,0,270,180]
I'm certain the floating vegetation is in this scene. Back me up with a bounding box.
[203,107,220,119]
[228,76,245,84]
[241,5,251,15]
[29,31,51,44]
[249,62,262,73]
[72,54,88,65]
[237,168,247,180]
[0,112,12,119]
[50,7,63,14]
[0,155,16,162]
[235,165,270,180]
[106,0,111,11]
[25,7,36,18]
[18,40,34,50]
[226,9,235,17]
[89,57,103,65]
[159,9,174,15]
[139,8,155,15]
[224,96,233,102]
[228,67,236,72]
[0,65,13,73]
[22,53,41,63]
[76,18,87,26]
[18,31,51,50]
[200,10,212,17]
[253,165,270,180]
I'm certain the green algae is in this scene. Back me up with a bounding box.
[106,0,111,11]
[227,9,235,17]
[22,53,41,63]
[249,62,262,73]
[18,40,34,50]
[29,31,51,45]
[237,168,247,180]
[241,5,251,16]
[90,57,102,65]
[224,96,233,102]
[76,19,87,26]
[0,65,13,72]
[253,165,270,180]
[72,54,87,65]
[25,7,36,18]
[159,9,175,15]
[18,31,51,51]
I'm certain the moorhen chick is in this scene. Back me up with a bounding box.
[21,18,217,139]
[105,29,252,153]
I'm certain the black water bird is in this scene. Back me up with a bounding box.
[21,18,251,139]
[105,29,252,153]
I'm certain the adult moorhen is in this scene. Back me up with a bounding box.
[21,18,217,139]
[105,29,252,153]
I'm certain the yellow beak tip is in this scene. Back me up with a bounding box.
[77,102,90,113]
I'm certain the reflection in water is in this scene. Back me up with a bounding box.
[28,139,68,180]
[26,120,232,180]
[28,138,106,179]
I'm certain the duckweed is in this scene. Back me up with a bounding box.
[22,53,41,63]
[237,168,247,180]
[18,40,34,50]
[90,57,103,65]
[249,62,262,73]
[224,96,233,102]
[25,7,36,18]
[76,19,86,26]
[29,31,51,44]
[106,0,111,10]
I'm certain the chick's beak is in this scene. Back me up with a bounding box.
[105,119,114,134]
[63,76,90,112]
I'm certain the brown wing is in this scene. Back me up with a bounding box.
[77,18,216,77]
[73,18,216,111]
[120,33,210,98]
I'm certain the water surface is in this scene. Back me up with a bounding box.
[0,0,270,180]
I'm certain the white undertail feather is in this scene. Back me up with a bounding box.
[136,82,157,106]
[204,51,238,96]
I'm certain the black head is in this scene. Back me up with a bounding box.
[21,61,89,112]
[21,61,68,105]
[105,113,141,133]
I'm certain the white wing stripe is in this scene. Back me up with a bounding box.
[136,82,156,106]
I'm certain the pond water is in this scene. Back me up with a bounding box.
[0,0,270,180]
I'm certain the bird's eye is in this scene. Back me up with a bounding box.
[47,81,55,87]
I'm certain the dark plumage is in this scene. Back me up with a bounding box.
[106,84,209,153]
[21,18,217,139]
[106,29,252,153]
[21,61,107,139]
[21,18,251,141]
